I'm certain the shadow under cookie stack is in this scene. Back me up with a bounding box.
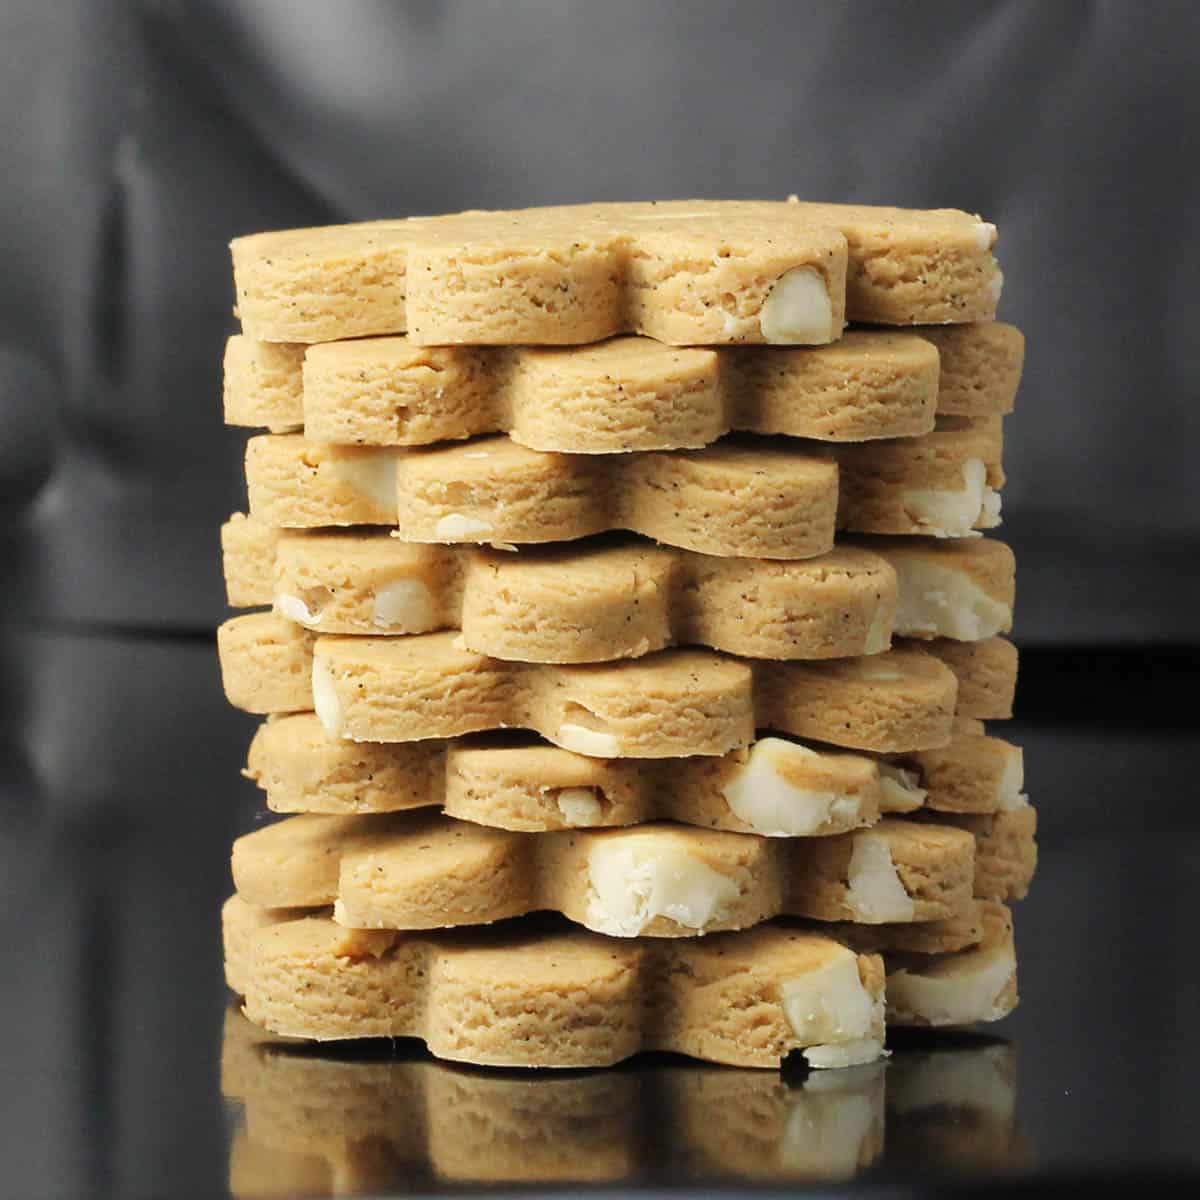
[217,200,1034,1071]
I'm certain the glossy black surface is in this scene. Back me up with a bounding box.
[2,626,1199,1197]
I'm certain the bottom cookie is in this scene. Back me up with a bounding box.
[223,897,886,1069]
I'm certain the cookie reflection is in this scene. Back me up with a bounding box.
[883,1033,1030,1170]
[221,1007,884,1192]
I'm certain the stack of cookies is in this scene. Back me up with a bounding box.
[217,200,1035,1071]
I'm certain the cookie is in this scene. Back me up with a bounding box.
[224,330,943,450]
[244,716,1003,833]
[224,520,1012,663]
[223,337,304,433]
[782,198,1003,326]
[924,808,1037,902]
[215,612,315,715]
[852,535,1014,642]
[245,433,839,560]
[223,898,887,1068]
[217,618,959,754]
[920,636,1018,719]
[917,323,1024,418]
[248,717,887,838]
[231,814,976,935]
[893,726,1026,814]
[224,525,898,661]
[824,900,987,956]
[221,1007,886,1188]
[884,902,1018,1026]
[231,200,1001,346]
[837,417,1005,538]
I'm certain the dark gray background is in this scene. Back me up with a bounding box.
[1,0,1197,642]
[2,5,1200,1197]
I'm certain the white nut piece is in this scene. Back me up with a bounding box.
[722,738,864,837]
[845,832,916,923]
[781,948,885,1071]
[311,656,343,738]
[988,268,1005,305]
[863,603,893,655]
[275,592,321,628]
[887,936,1017,1026]
[760,266,836,344]
[554,786,605,827]
[972,221,998,252]
[555,722,622,759]
[372,578,437,631]
[876,762,927,813]
[892,559,1012,642]
[323,451,399,516]
[584,838,740,936]
[803,1037,887,1070]
[902,458,994,539]
[434,513,494,541]
[995,746,1029,812]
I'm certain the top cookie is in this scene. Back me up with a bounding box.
[231,200,1001,346]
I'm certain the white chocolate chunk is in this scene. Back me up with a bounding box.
[275,592,320,627]
[863,603,893,655]
[722,738,864,837]
[434,513,495,541]
[323,451,398,515]
[892,559,1012,641]
[311,657,342,737]
[902,458,993,538]
[887,938,1017,1026]
[584,838,740,936]
[845,832,915,923]
[760,266,836,344]
[995,746,1029,812]
[555,722,622,759]
[854,662,903,682]
[876,762,927,813]
[980,485,1003,528]
[988,268,1005,305]
[781,951,878,1042]
[972,221,998,252]
[803,1037,887,1070]
[554,786,605,827]
[372,578,437,631]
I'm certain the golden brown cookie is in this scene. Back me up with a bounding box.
[853,535,1014,642]
[783,198,1003,325]
[918,635,1018,719]
[223,898,887,1068]
[216,618,959,754]
[885,902,1018,1026]
[231,200,1001,346]
[231,814,975,935]
[837,417,1005,538]
[822,899,986,956]
[245,432,839,560]
[918,322,1024,418]
[892,726,1026,814]
[223,524,898,661]
[224,330,942,449]
[925,808,1038,901]
[248,717,885,838]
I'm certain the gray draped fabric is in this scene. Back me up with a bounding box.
[1,0,1196,641]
